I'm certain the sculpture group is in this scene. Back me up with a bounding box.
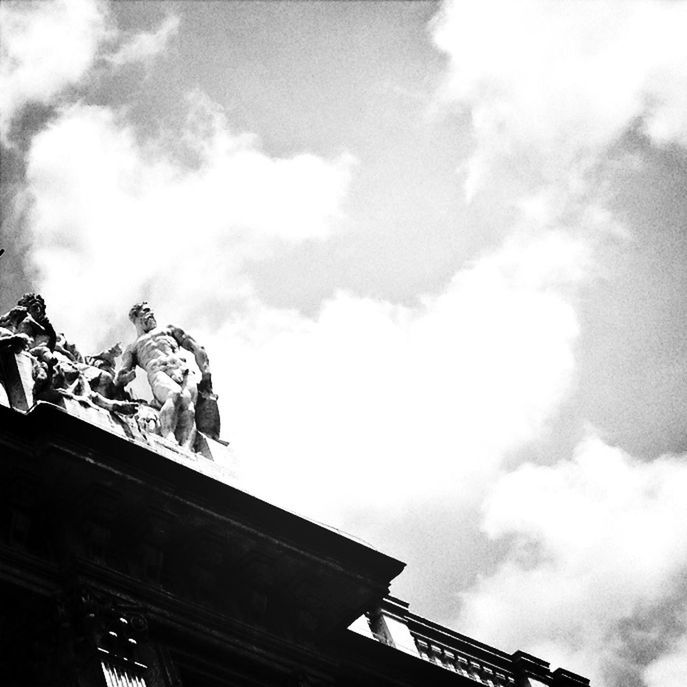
[0,294,220,451]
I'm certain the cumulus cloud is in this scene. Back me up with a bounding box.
[0,0,180,143]
[458,434,687,684]
[0,0,110,141]
[212,229,581,521]
[431,3,687,681]
[24,97,354,351]
[432,0,687,197]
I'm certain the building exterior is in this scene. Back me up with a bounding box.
[0,338,590,687]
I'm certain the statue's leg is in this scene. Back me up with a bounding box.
[175,379,198,450]
[176,398,196,450]
[150,372,182,441]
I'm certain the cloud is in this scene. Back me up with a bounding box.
[431,0,687,197]
[209,226,582,523]
[23,96,354,352]
[430,4,687,681]
[458,434,687,684]
[645,633,687,687]
[105,14,179,67]
[0,0,110,141]
[0,0,181,143]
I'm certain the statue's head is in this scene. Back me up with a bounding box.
[18,293,47,322]
[129,301,157,333]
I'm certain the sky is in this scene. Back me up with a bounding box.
[1,1,687,684]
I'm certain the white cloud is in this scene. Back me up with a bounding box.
[24,98,354,352]
[431,0,687,197]
[430,5,687,679]
[0,0,110,141]
[207,226,582,523]
[458,434,687,684]
[105,14,179,67]
[645,633,687,687]
[0,0,181,143]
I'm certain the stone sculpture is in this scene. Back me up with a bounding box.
[0,293,57,351]
[0,294,222,454]
[0,294,57,399]
[0,295,136,415]
[115,302,219,450]
[84,344,128,401]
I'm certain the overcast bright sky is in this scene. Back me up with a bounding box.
[2,1,687,684]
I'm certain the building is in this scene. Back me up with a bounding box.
[0,337,590,686]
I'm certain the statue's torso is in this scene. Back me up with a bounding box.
[135,327,186,380]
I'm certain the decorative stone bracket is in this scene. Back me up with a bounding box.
[59,586,150,684]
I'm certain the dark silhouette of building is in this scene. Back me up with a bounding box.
[0,346,589,687]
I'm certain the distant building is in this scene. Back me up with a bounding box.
[0,337,589,686]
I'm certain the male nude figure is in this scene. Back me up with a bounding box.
[116,302,211,449]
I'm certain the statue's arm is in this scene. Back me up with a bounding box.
[169,326,211,382]
[0,305,27,329]
[114,344,137,387]
[89,392,138,415]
